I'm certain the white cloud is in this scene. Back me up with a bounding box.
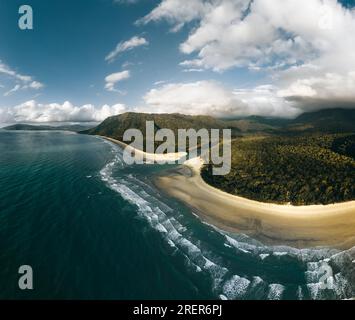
[28,81,44,90]
[0,100,127,123]
[153,80,166,86]
[141,0,355,113]
[279,72,355,100]
[105,70,130,92]
[122,61,135,68]
[137,0,211,32]
[105,36,148,62]
[153,0,355,72]
[140,81,298,118]
[182,68,204,73]
[0,60,44,96]
[4,85,21,97]
[0,62,31,82]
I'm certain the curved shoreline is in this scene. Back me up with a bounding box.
[100,136,187,163]
[155,157,355,249]
[99,136,355,249]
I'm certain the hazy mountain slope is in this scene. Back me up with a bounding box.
[286,108,355,133]
[4,124,95,132]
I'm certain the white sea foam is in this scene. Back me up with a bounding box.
[273,252,288,257]
[222,275,251,300]
[297,286,305,300]
[267,284,285,300]
[100,149,232,296]
[260,254,270,260]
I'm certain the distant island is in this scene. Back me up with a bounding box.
[3,123,96,132]
[82,108,355,207]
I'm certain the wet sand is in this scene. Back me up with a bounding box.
[155,157,355,249]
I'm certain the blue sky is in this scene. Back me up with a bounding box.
[1,0,255,106]
[0,0,178,106]
[0,0,355,123]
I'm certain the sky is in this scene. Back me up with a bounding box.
[0,0,355,123]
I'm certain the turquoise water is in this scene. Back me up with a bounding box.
[0,131,354,300]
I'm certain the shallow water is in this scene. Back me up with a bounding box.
[0,131,353,299]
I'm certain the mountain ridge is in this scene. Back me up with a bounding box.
[82,108,355,139]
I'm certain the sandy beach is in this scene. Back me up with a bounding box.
[155,157,355,249]
[100,136,187,163]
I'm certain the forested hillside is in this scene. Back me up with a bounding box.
[201,134,355,205]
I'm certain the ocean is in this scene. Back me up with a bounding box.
[0,131,354,300]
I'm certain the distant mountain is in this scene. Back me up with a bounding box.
[4,123,96,132]
[223,119,277,132]
[243,115,292,127]
[220,108,355,134]
[222,108,355,133]
[286,108,355,133]
[82,112,242,139]
[223,115,291,131]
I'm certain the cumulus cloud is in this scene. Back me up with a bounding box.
[146,0,354,71]
[277,71,355,112]
[141,0,355,113]
[0,100,127,123]
[105,36,148,62]
[105,70,130,92]
[140,80,298,118]
[0,60,44,96]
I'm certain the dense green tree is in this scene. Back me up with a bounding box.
[201,134,355,205]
